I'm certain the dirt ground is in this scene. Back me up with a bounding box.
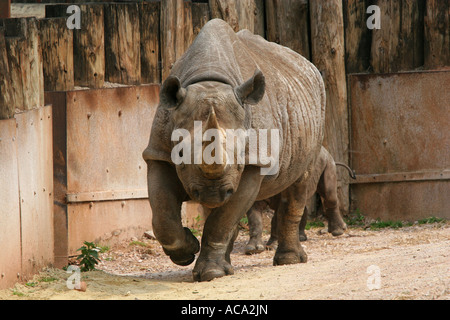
[1,219,448,300]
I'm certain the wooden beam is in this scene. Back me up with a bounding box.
[39,18,74,92]
[343,0,372,73]
[265,0,310,60]
[424,0,450,69]
[2,18,44,111]
[0,0,11,19]
[160,0,193,81]
[0,26,13,119]
[370,0,425,73]
[46,4,105,88]
[310,0,349,214]
[105,3,141,85]
[140,1,160,84]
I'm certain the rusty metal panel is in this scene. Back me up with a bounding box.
[66,85,159,194]
[352,181,450,221]
[46,85,159,262]
[14,106,54,279]
[0,119,22,289]
[349,70,450,220]
[67,200,151,255]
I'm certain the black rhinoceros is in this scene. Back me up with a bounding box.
[143,19,341,281]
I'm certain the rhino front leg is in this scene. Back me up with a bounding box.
[193,166,264,281]
[273,182,308,265]
[147,160,200,266]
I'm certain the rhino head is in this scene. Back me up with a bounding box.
[160,70,265,208]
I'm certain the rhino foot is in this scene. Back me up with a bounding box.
[265,237,278,251]
[273,245,308,266]
[299,230,308,242]
[193,258,234,282]
[327,213,347,237]
[163,227,200,266]
[245,238,265,255]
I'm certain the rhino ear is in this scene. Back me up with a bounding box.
[160,76,186,109]
[234,69,265,105]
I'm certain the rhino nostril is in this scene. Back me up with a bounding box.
[192,189,200,200]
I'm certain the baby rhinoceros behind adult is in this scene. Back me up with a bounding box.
[142,19,326,281]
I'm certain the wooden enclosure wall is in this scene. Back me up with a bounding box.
[33,0,448,217]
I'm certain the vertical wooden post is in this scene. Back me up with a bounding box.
[0,27,13,119]
[209,0,240,32]
[343,0,372,73]
[310,0,349,214]
[39,18,74,92]
[160,0,193,81]
[140,1,160,84]
[46,4,105,89]
[424,0,450,69]
[370,0,425,73]
[2,18,44,111]
[0,0,10,19]
[105,3,141,85]
[265,0,310,60]
[192,2,211,38]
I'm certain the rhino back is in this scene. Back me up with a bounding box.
[235,29,325,197]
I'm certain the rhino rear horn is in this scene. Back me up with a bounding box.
[160,76,186,109]
[234,69,265,105]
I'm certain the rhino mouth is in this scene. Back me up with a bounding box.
[190,185,234,208]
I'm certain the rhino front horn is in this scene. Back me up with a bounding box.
[199,108,228,177]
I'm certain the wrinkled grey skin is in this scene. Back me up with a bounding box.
[245,147,347,255]
[143,19,327,281]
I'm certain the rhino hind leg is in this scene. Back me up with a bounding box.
[273,184,308,266]
[317,157,347,237]
[245,206,265,255]
[265,199,307,252]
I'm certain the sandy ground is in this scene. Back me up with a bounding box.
[1,220,448,300]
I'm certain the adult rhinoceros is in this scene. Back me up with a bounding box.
[143,19,343,281]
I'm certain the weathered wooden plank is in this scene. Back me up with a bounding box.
[0,27,13,119]
[160,0,193,81]
[0,0,10,19]
[424,0,450,69]
[265,0,310,60]
[2,18,44,111]
[370,0,425,73]
[209,0,240,32]
[192,2,210,37]
[140,1,160,84]
[39,18,74,91]
[343,0,372,73]
[46,4,105,88]
[105,3,141,85]
[310,0,349,214]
